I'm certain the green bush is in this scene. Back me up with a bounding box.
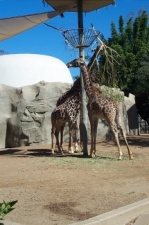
[0,200,18,220]
[99,85,124,103]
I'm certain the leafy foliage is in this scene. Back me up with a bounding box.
[0,200,18,220]
[91,10,149,96]
[99,85,124,104]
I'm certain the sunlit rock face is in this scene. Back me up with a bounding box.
[0,54,73,87]
[0,81,72,148]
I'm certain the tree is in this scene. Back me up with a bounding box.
[91,10,149,97]
[135,49,149,95]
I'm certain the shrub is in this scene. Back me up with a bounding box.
[0,200,18,220]
[99,85,124,103]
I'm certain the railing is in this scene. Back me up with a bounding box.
[138,115,149,134]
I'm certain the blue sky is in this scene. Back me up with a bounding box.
[0,0,149,78]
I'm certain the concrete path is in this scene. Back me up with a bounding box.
[1,198,149,225]
[71,198,149,225]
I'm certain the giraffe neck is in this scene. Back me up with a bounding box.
[80,64,94,99]
[66,92,80,115]
[56,78,80,106]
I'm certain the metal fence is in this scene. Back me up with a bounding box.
[138,115,149,134]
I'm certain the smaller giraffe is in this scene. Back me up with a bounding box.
[51,90,81,154]
[67,58,133,160]
[56,77,81,106]
[55,77,81,152]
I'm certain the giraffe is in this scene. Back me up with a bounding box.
[51,89,81,155]
[56,77,81,106]
[55,77,81,152]
[67,58,133,160]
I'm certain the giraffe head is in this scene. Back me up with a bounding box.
[67,58,86,68]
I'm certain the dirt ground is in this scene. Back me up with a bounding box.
[0,135,149,225]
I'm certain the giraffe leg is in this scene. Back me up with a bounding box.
[90,122,94,158]
[88,113,93,157]
[55,130,64,155]
[119,127,133,160]
[116,110,133,160]
[72,125,79,152]
[90,118,98,158]
[51,127,55,154]
[110,123,123,160]
[60,126,64,151]
[74,141,79,152]
[72,133,78,152]
[68,124,74,154]
[93,119,98,157]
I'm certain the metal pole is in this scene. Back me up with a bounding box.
[77,0,88,156]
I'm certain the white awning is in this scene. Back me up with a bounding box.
[0,11,62,41]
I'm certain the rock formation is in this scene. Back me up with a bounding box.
[0,82,138,148]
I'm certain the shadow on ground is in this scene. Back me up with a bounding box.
[124,135,149,147]
[0,135,148,158]
[0,147,84,158]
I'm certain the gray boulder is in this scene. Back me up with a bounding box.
[0,82,138,148]
[0,82,71,148]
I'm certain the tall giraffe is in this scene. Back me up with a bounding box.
[67,58,133,160]
[51,89,81,154]
[55,77,81,152]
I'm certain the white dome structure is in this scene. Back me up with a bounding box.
[0,54,73,87]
